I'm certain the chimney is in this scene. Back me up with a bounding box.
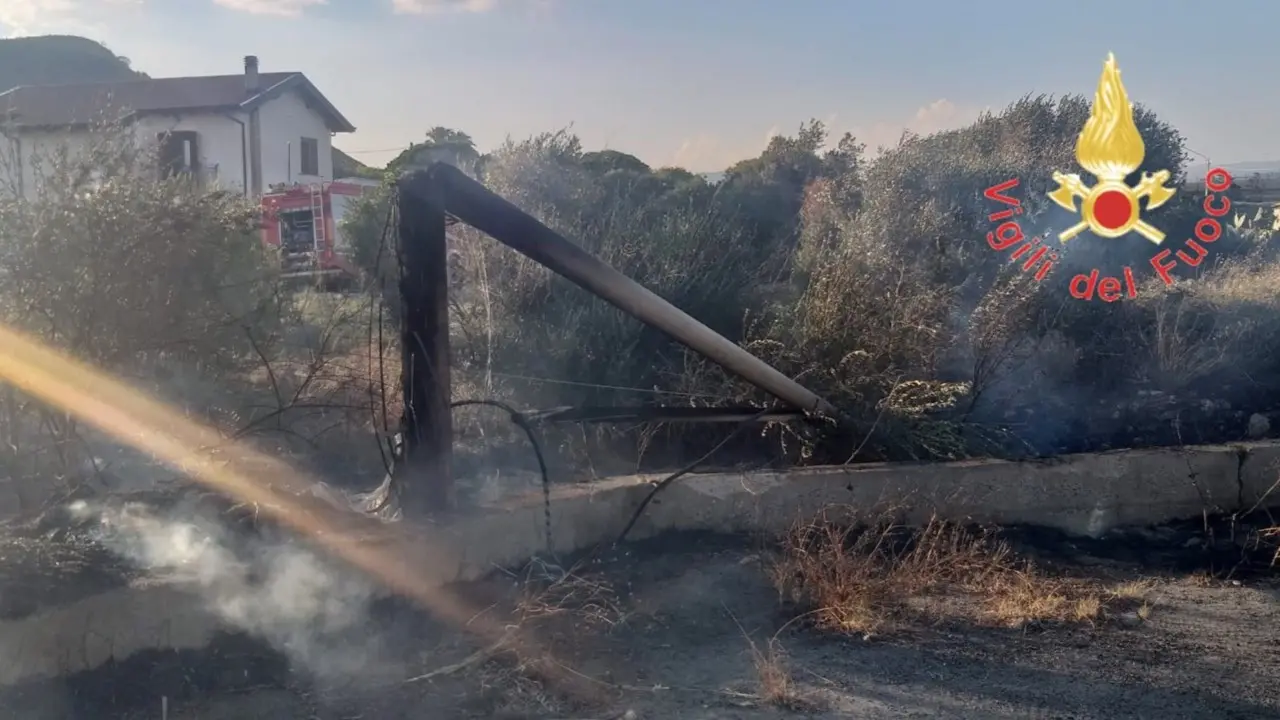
[244,54,263,196]
[244,55,260,94]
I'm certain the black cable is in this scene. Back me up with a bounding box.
[615,407,775,544]
[451,398,555,555]
[358,190,400,515]
[450,399,552,485]
[368,188,398,476]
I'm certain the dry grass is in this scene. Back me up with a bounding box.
[1137,601,1153,622]
[1185,570,1217,588]
[771,509,1148,635]
[721,606,810,710]
[1112,579,1155,599]
[1262,525,1280,566]
[404,557,628,716]
[473,654,569,717]
[513,557,629,632]
[745,636,803,709]
[984,571,1109,628]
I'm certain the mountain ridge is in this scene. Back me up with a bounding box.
[0,35,144,92]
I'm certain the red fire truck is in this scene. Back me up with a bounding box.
[260,179,378,287]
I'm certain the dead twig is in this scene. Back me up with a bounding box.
[403,631,516,684]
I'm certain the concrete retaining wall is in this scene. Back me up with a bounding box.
[4,440,1280,687]
[435,440,1280,584]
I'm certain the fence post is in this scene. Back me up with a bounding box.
[395,172,454,515]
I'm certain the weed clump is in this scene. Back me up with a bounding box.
[771,510,1147,634]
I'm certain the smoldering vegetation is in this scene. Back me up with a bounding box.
[0,489,458,719]
[72,498,388,681]
[0,96,1278,717]
[349,98,1280,475]
[2,97,1278,516]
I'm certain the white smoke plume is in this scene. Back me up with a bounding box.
[70,498,391,681]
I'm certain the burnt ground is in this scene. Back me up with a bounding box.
[3,513,1280,720]
[0,488,255,621]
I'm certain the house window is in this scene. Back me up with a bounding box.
[300,136,319,176]
[158,131,199,180]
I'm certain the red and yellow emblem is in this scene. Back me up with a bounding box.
[1048,53,1176,244]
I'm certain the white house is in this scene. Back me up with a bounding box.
[0,56,355,198]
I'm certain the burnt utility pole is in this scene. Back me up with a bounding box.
[395,172,454,515]
[417,163,837,417]
[392,162,839,519]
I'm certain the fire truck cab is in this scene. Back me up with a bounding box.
[260,179,378,287]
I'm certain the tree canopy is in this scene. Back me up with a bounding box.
[344,94,1280,464]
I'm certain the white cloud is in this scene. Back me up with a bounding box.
[0,0,138,35]
[671,133,723,171]
[211,0,325,16]
[855,98,985,153]
[0,0,73,35]
[910,99,971,134]
[0,0,327,29]
[392,0,496,13]
[674,102,985,172]
[391,0,551,15]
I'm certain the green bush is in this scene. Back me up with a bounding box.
[340,97,1280,468]
[0,124,277,372]
[0,123,301,507]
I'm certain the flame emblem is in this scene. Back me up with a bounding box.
[1047,53,1176,244]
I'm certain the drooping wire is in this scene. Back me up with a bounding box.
[614,407,775,544]
[366,183,399,478]
[484,370,725,399]
[356,179,797,551]
[451,399,556,558]
[359,182,555,541]
[357,183,400,515]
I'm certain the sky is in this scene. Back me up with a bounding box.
[1,0,1277,173]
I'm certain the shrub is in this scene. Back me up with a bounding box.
[339,98,1279,470]
[0,123,297,510]
[0,124,276,372]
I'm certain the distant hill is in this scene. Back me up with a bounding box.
[0,35,143,92]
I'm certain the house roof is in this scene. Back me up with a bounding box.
[0,72,356,132]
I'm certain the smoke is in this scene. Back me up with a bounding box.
[956,199,1125,455]
[959,186,1276,456]
[70,498,392,682]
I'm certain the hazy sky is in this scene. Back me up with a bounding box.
[1,0,1276,172]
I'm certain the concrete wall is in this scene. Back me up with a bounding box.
[0,127,94,198]
[3,440,1279,687]
[137,113,247,192]
[257,88,333,188]
[2,119,237,197]
[431,441,1279,584]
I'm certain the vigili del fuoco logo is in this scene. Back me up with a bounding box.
[980,53,1233,301]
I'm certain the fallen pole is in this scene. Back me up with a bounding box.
[404,163,839,418]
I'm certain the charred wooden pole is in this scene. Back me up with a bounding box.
[416,162,840,419]
[395,172,454,515]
